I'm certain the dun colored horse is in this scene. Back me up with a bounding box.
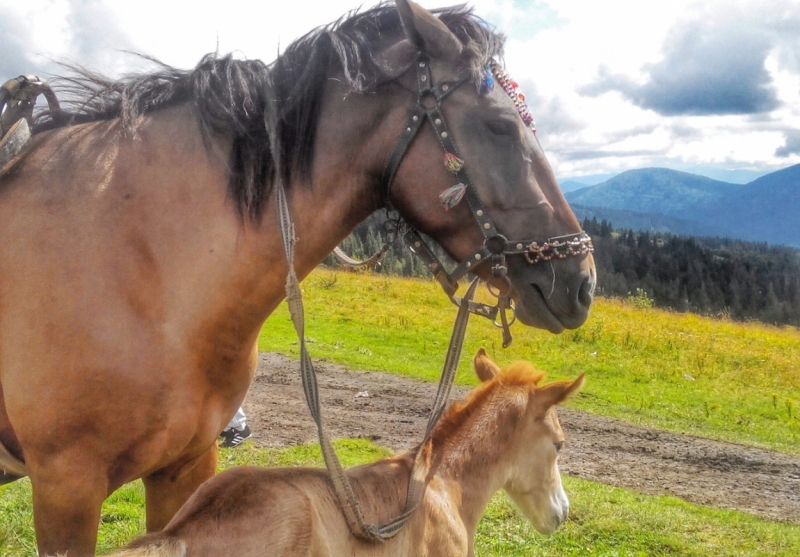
[110,349,584,557]
[0,1,594,554]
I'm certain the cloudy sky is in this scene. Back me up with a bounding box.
[2,0,799,183]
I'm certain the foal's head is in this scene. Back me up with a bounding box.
[473,348,584,534]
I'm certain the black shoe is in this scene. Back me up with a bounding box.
[219,424,252,448]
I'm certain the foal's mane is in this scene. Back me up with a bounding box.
[430,362,545,448]
[31,3,504,219]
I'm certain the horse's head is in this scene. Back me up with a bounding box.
[381,0,595,333]
[473,348,584,534]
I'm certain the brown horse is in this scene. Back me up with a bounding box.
[109,349,584,557]
[0,1,594,554]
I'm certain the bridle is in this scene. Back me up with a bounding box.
[380,54,593,347]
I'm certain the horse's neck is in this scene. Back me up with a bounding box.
[252,80,392,288]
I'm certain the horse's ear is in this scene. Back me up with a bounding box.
[534,374,585,409]
[474,347,501,383]
[377,40,419,78]
[396,0,463,60]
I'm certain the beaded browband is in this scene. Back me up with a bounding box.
[487,61,536,133]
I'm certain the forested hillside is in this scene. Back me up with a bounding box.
[580,218,800,326]
[565,165,800,247]
[330,213,800,327]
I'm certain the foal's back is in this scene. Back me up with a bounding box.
[123,458,418,557]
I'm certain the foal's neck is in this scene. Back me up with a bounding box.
[434,393,524,536]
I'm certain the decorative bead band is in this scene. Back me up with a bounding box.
[525,233,594,265]
[489,61,536,133]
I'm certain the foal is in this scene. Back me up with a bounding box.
[111,350,584,557]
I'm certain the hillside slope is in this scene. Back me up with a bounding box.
[565,165,800,247]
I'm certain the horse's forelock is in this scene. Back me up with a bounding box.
[430,360,541,448]
[497,362,546,387]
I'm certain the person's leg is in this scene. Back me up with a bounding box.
[219,407,251,448]
[225,407,247,430]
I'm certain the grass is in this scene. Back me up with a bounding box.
[258,268,800,455]
[477,476,800,556]
[2,440,798,556]
[3,268,798,554]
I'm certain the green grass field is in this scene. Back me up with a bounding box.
[259,268,800,455]
[2,441,798,556]
[2,268,799,555]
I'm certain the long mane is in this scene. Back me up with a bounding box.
[31,3,504,219]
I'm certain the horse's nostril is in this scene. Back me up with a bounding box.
[578,272,595,308]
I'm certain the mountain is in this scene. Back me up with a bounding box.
[570,204,728,237]
[707,165,800,243]
[564,165,800,248]
[558,172,618,186]
[559,180,594,193]
[565,168,743,219]
[678,166,768,184]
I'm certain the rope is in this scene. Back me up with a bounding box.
[331,244,389,270]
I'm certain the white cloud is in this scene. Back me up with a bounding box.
[1,0,798,177]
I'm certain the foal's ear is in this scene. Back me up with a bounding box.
[534,374,585,409]
[396,0,463,60]
[474,347,502,382]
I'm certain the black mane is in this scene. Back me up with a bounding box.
[33,3,504,219]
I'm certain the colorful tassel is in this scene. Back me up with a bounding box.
[439,183,467,210]
[443,152,465,175]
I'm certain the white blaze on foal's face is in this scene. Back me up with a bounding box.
[504,406,569,535]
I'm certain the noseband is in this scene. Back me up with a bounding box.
[381,55,593,346]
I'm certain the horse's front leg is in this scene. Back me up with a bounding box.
[142,443,218,531]
[29,454,109,556]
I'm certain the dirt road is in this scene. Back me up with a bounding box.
[244,353,800,523]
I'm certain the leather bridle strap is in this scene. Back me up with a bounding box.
[381,55,515,344]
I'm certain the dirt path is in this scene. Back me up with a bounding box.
[244,353,800,524]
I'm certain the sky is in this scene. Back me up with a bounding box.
[2,0,799,184]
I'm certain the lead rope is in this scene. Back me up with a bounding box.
[273,141,479,542]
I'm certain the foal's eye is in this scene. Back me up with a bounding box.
[485,119,517,138]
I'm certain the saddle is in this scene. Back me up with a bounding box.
[0,74,61,172]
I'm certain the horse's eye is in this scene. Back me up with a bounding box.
[485,119,517,137]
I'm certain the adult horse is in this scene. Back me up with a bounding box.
[0,0,595,554]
